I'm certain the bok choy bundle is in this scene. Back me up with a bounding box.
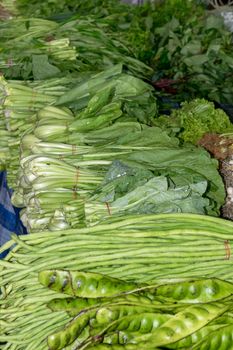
[0,75,87,188]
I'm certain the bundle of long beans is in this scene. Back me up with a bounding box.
[1,213,233,350]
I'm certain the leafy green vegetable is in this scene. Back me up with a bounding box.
[152,13,233,103]
[125,146,224,216]
[0,16,152,80]
[86,160,210,225]
[15,0,130,20]
[155,98,233,144]
[56,64,157,125]
[32,54,61,80]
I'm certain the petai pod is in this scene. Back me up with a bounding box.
[209,314,233,326]
[47,310,95,350]
[48,297,100,314]
[47,304,167,349]
[191,323,233,350]
[102,313,172,345]
[90,306,171,331]
[91,312,172,341]
[61,327,90,350]
[47,293,163,316]
[141,302,228,347]
[153,278,233,304]
[38,270,138,298]
[167,324,227,349]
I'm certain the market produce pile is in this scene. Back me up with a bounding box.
[2,214,233,350]
[1,0,233,350]
[10,65,228,231]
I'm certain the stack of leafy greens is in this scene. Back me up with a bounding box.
[0,16,152,80]
[11,65,159,231]
[85,160,213,225]
[15,0,130,20]
[1,1,231,103]
[11,0,205,63]
[0,74,88,188]
[11,65,225,232]
[0,0,232,233]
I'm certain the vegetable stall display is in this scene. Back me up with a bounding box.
[1,1,233,350]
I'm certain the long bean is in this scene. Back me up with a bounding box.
[2,213,233,350]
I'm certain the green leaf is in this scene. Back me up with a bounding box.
[32,54,60,80]
[183,54,209,66]
[180,41,202,56]
[205,15,225,30]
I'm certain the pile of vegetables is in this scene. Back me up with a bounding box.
[2,213,233,349]
[38,271,233,350]
[9,64,227,232]
[0,16,152,80]
[1,1,233,349]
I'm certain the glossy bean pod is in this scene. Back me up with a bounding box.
[62,327,90,350]
[38,270,137,298]
[143,302,228,347]
[153,279,233,304]
[191,323,233,350]
[47,311,93,350]
[91,312,172,342]
[102,313,172,345]
[48,297,99,314]
[91,306,171,331]
[48,304,159,349]
[48,293,161,317]
[167,324,227,349]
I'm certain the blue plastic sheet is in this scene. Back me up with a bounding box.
[0,171,27,258]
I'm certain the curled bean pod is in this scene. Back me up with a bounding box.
[38,270,137,298]
[143,302,228,347]
[47,311,94,350]
[191,323,233,350]
[153,279,233,304]
[62,327,90,350]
